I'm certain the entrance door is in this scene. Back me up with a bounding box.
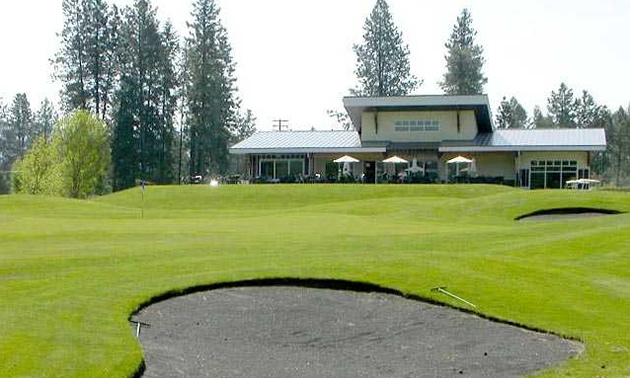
[364,161,375,184]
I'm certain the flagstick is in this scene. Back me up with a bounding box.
[141,181,145,219]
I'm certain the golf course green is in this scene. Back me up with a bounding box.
[1,184,629,377]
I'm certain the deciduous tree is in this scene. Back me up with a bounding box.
[55,110,110,198]
[11,136,63,196]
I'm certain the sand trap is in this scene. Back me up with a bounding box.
[516,207,621,221]
[133,286,581,377]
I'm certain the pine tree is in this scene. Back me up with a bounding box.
[54,0,118,119]
[547,83,577,128]
[532,106,554,129]
[440,9,487,95]
[54,0,90,111]
[231,109,257,143]
[495,96,528,129]
[185,0,238,176]
[111,0,178,190]
[0,99,10,193]
[33,99,58,141]
[84,0,118,120]
[575,90,607,129]
[155,21,179,184]
[8,93,33,161]
[0,98,9,168]
[351,0,418,96]
[608,107,630,185]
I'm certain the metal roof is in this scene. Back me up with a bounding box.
[229,130,386,154]
[343,95,494,133]
[230,128,607,155]
[439,128,607,152]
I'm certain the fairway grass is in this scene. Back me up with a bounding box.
[0,184,629,377]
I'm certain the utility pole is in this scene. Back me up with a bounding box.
[273,119,289,132]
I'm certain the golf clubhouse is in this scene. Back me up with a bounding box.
[229,95,607,189]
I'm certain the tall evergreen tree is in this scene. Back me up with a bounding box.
[440,8,487,95]
[33,98,58,141]
[185,0,238,176]
[85,0,119,120]
[8,94,34,161]
[547,83,577,128]
[0,99,10,193]
[0,98,9,167]
[54,0,90,111]
[495,96,528,129]
[351,0,418,96]
[575,90,607,129]
[111,0,178,190]
[608,107,630,185]
[156,21,180,183]
[231,109,257,143]
[532,106,554,129]
[54,0,119,119]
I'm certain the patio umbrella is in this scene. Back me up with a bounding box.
[381,156,409,182]
[446,156,473,179]
[333,155,360,163]
[333,155,359,179]
[382,155,409,164]
[446,156,473,164]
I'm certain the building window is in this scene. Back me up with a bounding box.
[529,160,578,189]
[394,119,441,132]
[258,155,305,180]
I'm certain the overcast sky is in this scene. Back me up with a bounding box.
[1,0,629,131]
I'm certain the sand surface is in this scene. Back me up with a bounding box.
[134,286,581,378]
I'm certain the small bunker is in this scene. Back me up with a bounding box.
[133,281,581,378]
[516,207,622,221]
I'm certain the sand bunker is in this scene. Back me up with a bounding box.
[516,207,621,221]
[133,286,581,378]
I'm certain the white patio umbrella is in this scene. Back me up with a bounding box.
[381,156,409,182]
[446,156,473,179]
[333,155,359,179]
[333,155,360,163]
[446,156,473,164]
[382,155,409,164]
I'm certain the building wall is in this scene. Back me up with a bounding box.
[361,110,478,142]
[439,152,516,181]
[313,153,384,177]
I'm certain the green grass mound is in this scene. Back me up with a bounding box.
[1,184,629,377]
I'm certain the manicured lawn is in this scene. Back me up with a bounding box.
[1,184,629,377]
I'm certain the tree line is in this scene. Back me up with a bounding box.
[0,0,256,196]
[2,0,629,193]
[345,0,630,185]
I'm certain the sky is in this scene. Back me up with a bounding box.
[1,0,630,131]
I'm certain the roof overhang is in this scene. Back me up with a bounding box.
[343,95,494,133]
[229,147,386,155]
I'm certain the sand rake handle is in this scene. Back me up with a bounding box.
[431,287,476,308]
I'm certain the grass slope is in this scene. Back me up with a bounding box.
[1,184,629,377]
